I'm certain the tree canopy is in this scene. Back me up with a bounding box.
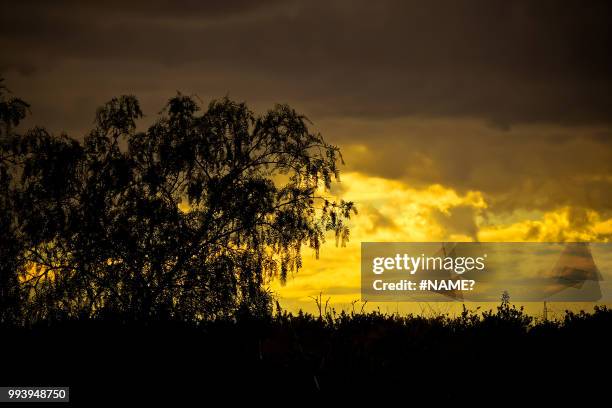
[0,83,355,322]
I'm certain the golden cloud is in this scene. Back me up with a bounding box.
[273,172,612,312]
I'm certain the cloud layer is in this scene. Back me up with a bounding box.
[2,0,612,125]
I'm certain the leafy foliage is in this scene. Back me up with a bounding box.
[0,85,355,322]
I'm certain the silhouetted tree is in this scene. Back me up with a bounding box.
[0,86,355,322]
[0,79,30,323]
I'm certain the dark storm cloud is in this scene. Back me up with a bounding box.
[1,0,611,127]
[1,0,612,217]
[321,117,612,214]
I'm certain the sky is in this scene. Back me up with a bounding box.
[2,0,611,313]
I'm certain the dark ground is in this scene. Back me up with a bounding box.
[1,305,610,405]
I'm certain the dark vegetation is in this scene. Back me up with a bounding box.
[1,81,610,402]
[2,301,611,402]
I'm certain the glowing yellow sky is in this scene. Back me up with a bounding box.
[270,171,612,314]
